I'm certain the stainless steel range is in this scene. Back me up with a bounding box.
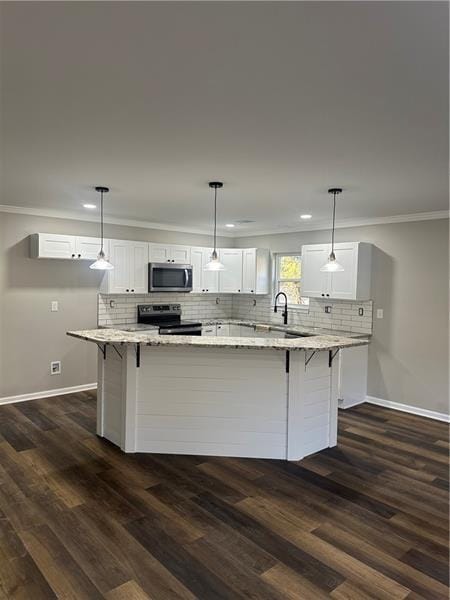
[137,304,202,336]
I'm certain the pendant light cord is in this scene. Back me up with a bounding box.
[331,190,336,253]
[213,185,217,254]
[100,190,104,254]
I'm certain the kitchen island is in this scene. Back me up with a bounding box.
[67,328,369,460]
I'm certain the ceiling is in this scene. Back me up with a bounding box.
[1,1,448,236]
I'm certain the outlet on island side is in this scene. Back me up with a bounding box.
[50,361,61,375]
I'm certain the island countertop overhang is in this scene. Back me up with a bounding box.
[67,328,369,351]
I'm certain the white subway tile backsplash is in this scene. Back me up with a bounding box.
[97,292,373,334]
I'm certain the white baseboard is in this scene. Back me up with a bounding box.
[338,398,366,410]
[0,383,97,406]
[365,395,450,423]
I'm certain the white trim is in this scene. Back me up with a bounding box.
[0,383,97,406]
[234,210,450,238]
[365,395,450,423]
[0,204,447,239]
[0,204,235,238]
[338,397,366,410]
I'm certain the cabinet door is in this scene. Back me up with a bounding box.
[202,249,219,293]
[149,244,171,263]
[229,324,241,337]
[39,234,77,259]
[242,249,257,293]
[300,245,331,298]
[75,237,104,260]
[108,240,131,294]
[191,247,204,292]
[216,324,230,336]
[202,325,217,336]
[329,243,358,300]
[170,246,191,264]
[218,249,243,293]
[129,242,149,293]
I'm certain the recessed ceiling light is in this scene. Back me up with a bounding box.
[225,223,235,228]
[83,203,97,209]
[300,214,312,220]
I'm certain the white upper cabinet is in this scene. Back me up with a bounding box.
[30,233,106,260]
[149,243,191,264]
[301,242,372,300]
[301,245,331,298]
[191,247,219,293]
[218,249,243,293]
[31,232,271,296]
[102,240,149,294]
[75,236,105,260]
[242,248,270,294]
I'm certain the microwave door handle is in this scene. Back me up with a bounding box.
[184,268,188,288]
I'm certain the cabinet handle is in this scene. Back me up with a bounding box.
[238,289,241,292]
[251,290,254,293]
[202,289,205,292]
[78,254,81,258]
[126,289,129,292]
[167,259,170,262]
[71,254,75,258]
[326,294,330,297]
[131,289,135,292]
[206,289,209,292]
[321,293,325,297]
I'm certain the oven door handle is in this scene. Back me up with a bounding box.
[160,327,201,335]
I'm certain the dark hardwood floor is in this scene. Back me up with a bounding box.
[0,392,448,599]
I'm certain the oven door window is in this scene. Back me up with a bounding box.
[152,267,189,289]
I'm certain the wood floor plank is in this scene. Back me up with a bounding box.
[0,395,447,599]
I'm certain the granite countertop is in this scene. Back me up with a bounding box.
[67,328,369,351]
[200,319,370,339]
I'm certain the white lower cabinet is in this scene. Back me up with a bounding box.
[191,247,219,293]
[338,345,369,408]
[102,240,149,294]
[216,324,230,336]
[202,325,217,336]
[301,242,372,300]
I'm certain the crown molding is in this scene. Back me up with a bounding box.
[0,204,447,239]
[0,204,235,238]
[232,210,449,238]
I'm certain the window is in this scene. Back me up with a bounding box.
[274,254,309,308]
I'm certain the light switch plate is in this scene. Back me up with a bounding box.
[51,301,58,312]
[376,308,384,319]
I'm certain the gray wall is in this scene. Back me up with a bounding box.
[0,211,230,399]
[235,218,449,415]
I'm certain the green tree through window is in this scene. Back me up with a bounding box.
[275,254,309,307]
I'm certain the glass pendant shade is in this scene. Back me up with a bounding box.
[204,250,225,271]
[90,249,114,270]
[90,186,114,270]
[320,251,344,272]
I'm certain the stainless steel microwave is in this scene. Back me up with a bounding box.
[148,263,193,292]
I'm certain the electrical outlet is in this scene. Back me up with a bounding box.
[358,307,364,316]
[51,301,58,312]
[325,306,331,314]
[376,308,384,319]
[50,361,61,375]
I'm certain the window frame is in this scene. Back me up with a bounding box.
[273,252,309,311]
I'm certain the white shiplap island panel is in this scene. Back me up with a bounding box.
[94,343,341,461]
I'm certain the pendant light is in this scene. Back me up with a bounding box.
[320,187,344,272]
[90,186,114,270]
[204,181,225,271]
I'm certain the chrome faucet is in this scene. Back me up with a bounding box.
[274,291,288,325]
